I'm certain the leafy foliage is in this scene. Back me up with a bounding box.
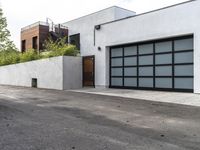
[0,37,79,66]
[0,8,17,51]
[19,49,39,63]
[43,37,79,57]
[0,49,20,66]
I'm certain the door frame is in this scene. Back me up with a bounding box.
[82,55,95,87]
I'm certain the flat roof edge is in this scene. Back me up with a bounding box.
[100,0,196,26]
[62,6,135,24]
[21,21,49,31]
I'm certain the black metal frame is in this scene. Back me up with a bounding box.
[109,35,194,92]
[82,55,95,87]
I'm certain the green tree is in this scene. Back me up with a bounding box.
[0,7,16,51]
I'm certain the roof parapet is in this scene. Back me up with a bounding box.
[21,21,68,32]
[21,21,49,31]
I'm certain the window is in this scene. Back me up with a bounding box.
[155,78,172,88]
[111,68,123,76]
[111,48,123,57]
[174,38,193,51]
[32,36,38,50]
[124,78,137,87]
[124,67,137,76]
[139,78,154,88]
[70,34,80,50]
[155,54,172,64]
[155,41,172,53]
[139,44,153,54]
[21,40,26,52]
[174,65,193,76]
[174,52,193,64]
[139,67,153,76]
[111,58,123,66]
[124,57,137,66]
[139,55,153,65]
[174,78,193,89]
[111,78,123,86]
[155,66,172,76]
[124,46,137,56]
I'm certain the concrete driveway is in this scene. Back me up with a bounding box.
[71,88,200,107]
[0,85,200,150]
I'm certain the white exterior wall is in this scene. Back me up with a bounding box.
[64,6,135,56]
[0,56,82,90]
[63,56,82,90]
[63,6,135,88]
[114,7,136,20]
[93,1,200,93]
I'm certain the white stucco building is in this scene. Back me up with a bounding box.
[63,0,200,93]
[0,0,199,93]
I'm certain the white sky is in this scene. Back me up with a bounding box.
[1,0,188,49]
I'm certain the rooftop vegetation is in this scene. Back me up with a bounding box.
[0,37,79,66]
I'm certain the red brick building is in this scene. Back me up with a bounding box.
[21,22,68,52]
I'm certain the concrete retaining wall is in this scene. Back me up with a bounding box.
[63,56,82,90]
[0,56,82,90]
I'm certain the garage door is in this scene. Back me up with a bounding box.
[110,36,193,92]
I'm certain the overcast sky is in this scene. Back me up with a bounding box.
[1,0,188,49]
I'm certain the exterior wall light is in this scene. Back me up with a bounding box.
[98,47,101,51]
[95,25,101,30]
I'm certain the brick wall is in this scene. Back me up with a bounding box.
[21,25,49,52]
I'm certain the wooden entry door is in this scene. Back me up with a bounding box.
[83,56,95,87]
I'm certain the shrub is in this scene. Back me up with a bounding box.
[0,37,79,66]
[0,50,20,66]
[43,37,79,57]
[47,44,79,57]
[19,49,39,63]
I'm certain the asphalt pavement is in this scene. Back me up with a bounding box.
[0,85,200,150]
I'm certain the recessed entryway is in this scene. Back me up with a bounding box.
[83,56,95,87]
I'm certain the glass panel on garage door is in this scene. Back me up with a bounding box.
[110,36,193,92]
